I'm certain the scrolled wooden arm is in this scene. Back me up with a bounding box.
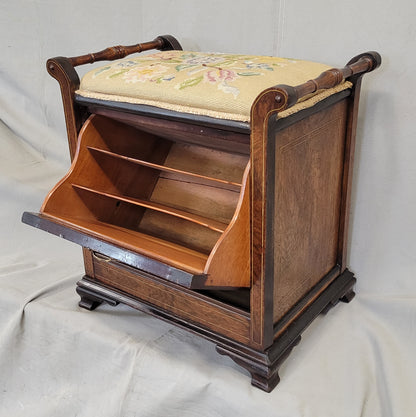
[273,51,381,111]
[45,35,182,160]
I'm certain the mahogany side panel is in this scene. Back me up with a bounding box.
[272,100,348,322]
[247,51,380,350]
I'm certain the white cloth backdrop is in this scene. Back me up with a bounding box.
[1,1,415,416]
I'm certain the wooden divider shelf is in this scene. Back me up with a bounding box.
[35,113,251,288]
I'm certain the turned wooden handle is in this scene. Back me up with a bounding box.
[274,51,381,109]
[47,35,182,78]
[68,35,182,67]
[66,35,182,67]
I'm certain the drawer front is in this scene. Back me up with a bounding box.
[90,252,251,345]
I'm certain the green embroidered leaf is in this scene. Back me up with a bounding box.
[218,60,237,66]
[237,72,261,76]
[178,76,203,90]
[221,55,244,60]
[175,64,195,72]
[109,69,129,78]
[181,53,197,59]
[94,66,111,76]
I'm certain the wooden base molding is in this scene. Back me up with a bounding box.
[75,269,355,392]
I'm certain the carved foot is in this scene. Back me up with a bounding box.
[216,336,301,392]
[76,278,119,311]
[78,295,102,310]
[340,289,355,303]
[321,283,356,314]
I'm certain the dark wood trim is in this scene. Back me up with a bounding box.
[337,78,363,271]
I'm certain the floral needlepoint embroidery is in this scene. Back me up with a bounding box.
[204,69,238,83]
[244,61,274,71]
[153,74,176,84]
[79,49,340,122]
[88,51,304,94]
[175,76,204,90]
[122,64,168,83]
[204,68,240,98]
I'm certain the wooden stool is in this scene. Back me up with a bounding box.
[22,35,380,392]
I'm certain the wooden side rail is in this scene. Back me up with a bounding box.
[273,51,381,111]
[67,35,182,67]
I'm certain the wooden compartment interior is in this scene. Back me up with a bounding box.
[40,114,250,282]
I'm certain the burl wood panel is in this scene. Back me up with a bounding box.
[273,100,348,322]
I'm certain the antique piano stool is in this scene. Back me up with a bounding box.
[22,35,381,392]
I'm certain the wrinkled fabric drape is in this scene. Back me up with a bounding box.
[1,1,415,416]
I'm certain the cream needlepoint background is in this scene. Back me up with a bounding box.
[78,50,349,121]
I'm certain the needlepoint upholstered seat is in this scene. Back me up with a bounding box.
[77,50,351,122]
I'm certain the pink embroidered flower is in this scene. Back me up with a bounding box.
[202,69,240,98]
[204,69,238,84]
